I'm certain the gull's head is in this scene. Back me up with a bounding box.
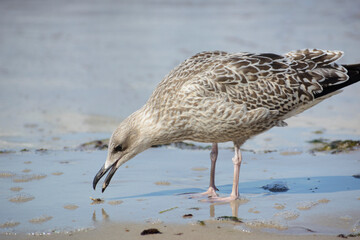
[93,113,152,192]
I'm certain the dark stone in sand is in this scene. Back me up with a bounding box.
[262,181,289,192]
[140,228,162,235]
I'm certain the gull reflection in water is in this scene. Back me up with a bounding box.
[209,198,249,218]
[92,208,110,222]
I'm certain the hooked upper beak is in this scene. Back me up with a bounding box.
[93,161,119,193]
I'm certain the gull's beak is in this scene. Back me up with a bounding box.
[93,164,108,190]
[93,162,119,192]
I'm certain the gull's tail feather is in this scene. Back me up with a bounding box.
[314,63,360,98]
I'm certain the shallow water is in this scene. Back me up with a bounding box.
[0,146,359,235]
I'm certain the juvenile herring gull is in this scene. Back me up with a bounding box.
[93,49,360,201]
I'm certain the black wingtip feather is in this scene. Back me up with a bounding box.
[314,64,360,98]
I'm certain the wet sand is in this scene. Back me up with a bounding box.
[1,148,360,237]
[0,222,346,240]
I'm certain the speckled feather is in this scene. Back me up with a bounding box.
[137,49,348,145]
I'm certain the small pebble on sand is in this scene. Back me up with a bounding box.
[140,228,162,235]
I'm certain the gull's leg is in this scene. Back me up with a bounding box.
[204,143,242,202]
[209,143,219,191]
[229,144,242,199]
[201,143,219,197]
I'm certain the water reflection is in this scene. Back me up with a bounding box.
[92,208,110,222]
[209,198,249,218]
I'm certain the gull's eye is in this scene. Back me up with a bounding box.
[114,144,123,152]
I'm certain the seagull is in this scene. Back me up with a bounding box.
[93,49,360,201]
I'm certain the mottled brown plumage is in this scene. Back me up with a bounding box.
[93,49,360,201]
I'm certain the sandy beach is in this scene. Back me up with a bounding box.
[0,0,360,239]
[0,222,349,240]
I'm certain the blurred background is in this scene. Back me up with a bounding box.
[1,0,360,150]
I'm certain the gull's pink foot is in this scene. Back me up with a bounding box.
[201,194,239,203]
[200,186,219,198]
[187,186,218,199]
